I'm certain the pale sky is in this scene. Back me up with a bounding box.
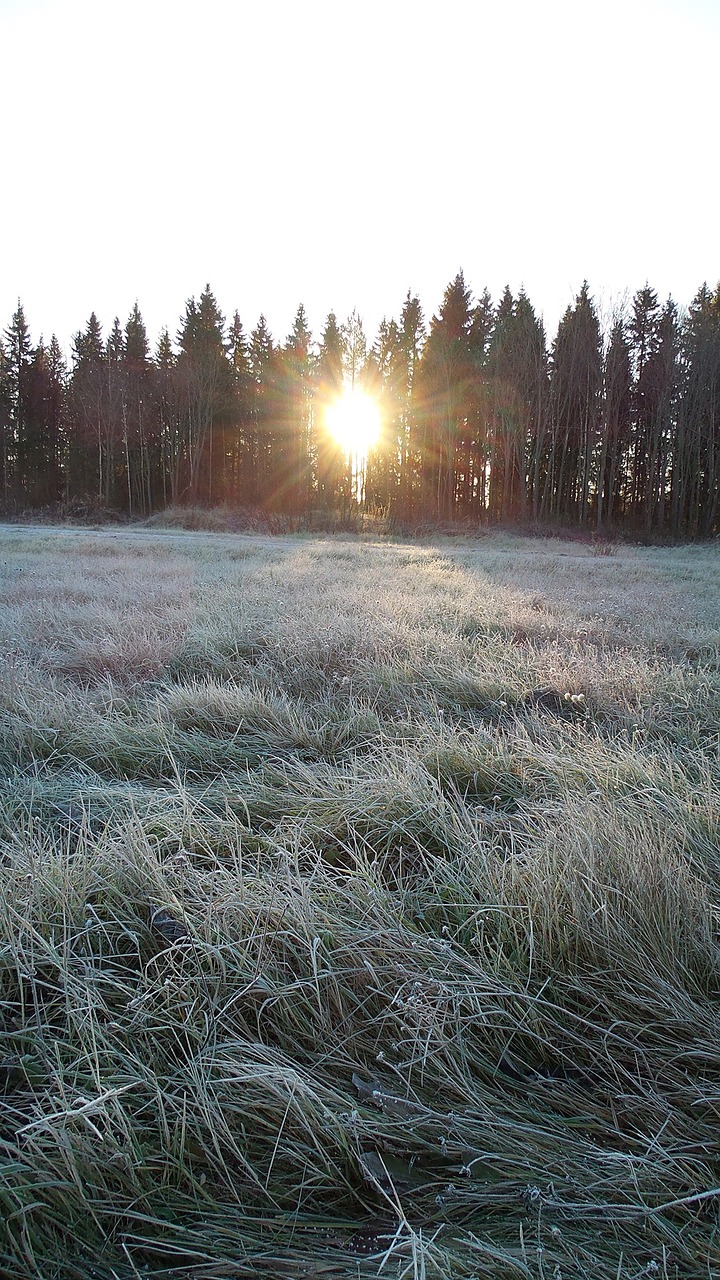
[1,0,718,355]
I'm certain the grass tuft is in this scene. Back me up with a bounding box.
[1,525,719,1277]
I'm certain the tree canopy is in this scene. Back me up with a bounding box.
[2,275,720,538]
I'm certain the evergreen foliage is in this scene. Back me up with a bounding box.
[3,274,720,536]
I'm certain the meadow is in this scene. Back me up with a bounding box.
[0,523,719,1279]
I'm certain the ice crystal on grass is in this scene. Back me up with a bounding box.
[0,525,719,1278]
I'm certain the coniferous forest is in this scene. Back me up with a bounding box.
[2,272,720,537]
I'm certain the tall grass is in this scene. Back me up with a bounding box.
[1,525,719,1277]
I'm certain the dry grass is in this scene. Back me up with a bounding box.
[0,524,719,1278]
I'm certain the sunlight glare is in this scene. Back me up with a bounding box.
[325,388,381,458]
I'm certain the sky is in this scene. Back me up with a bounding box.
[1,0,718,357]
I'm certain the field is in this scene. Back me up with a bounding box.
[1,524,719,1280]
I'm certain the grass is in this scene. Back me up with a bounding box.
[0,523,719,1278]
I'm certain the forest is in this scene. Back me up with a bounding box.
[2,272,720,537]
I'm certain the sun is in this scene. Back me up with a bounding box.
[325,388,381,457]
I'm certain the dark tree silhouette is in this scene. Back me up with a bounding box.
[4,274,720,538]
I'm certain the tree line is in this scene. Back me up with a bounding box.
[1,274,719,536]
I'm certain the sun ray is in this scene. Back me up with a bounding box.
[325,388,381,460]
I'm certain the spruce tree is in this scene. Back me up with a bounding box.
[154,328,178,505]
[419,272,473,519]
[397,293,425,518]
[628,285,661,521]
[2,302,32,505]
[48,337,69,505]
[464,288,493,518]
[176,285,231,502]
[674,286,719,535]
[227,311,254,502]
[249,315,275,506]
[104,318,125,508]
[69,313,104,503]
[314,312,346,511]
[23,338,65,506]
[281,304,313,513]
[122,304,154,514]
[365,316,401,512]
[597,319,631,529]
[548,283,601,523]
[488,289,547,522]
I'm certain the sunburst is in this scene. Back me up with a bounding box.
[325,388,381,459]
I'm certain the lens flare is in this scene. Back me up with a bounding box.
[325,388,381,458]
